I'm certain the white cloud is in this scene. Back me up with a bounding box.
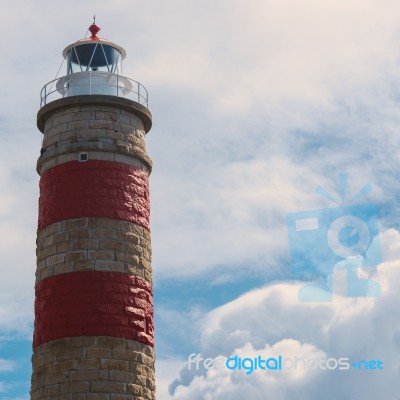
[130,0,400,118]
[156,358,186,400]
[144,0,400,279]
[169,231,400,399]
[0,359,16,373]
[172,340,328,400]
[151,154,331,278]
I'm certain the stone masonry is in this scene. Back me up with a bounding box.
[31,95,155,400]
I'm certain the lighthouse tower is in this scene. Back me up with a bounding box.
[31,22,155,400]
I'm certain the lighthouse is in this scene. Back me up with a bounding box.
[31,22,155,399]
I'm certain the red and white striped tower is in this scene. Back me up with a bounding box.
[31,22,155,400]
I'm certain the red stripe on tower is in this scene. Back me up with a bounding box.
[33,271,154,348]
[38,160,150,231]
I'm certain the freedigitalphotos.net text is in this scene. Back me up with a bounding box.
[187,353,384,375]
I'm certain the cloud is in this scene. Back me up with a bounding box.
[156,358,186,400]
[169,229,400,399]
[0,359,16,373]
[152,155,323,278]
[131,0,400,116]
[0,156,36,338]
[172,340,328,400]
[144,0,400,280]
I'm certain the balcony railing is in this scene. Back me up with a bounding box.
[40,71,148,108]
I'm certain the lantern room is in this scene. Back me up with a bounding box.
[63,23,125,74]
[40,22,148,107]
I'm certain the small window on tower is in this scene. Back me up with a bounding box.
[79,152,88,162]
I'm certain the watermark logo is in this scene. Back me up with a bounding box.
[286,173,382,302]
[187,353,384,374]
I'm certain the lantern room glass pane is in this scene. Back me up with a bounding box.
[67,43,122,74]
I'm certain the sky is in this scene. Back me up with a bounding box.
[1,0,400,398]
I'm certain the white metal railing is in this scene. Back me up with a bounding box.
[40,71,148,108]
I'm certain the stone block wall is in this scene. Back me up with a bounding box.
[32,97,155,400]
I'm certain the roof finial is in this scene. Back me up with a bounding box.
[89,17,100,40]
